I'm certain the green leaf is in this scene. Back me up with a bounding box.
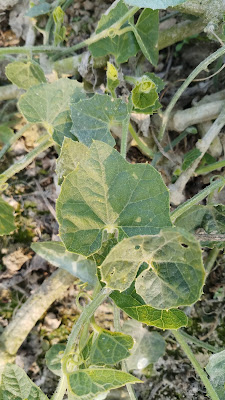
[56,138,90,184]
[132,76,158,110]
[31,241,97,286]
[56,140,171,256]
[132,9,159,66]
[89,0,139,64]
[175,204,225,248]
[124,0,188,9]
[89,330,134,366]
[106,62,120,96]
[18,78,84,146]
[123,320,166,369]
[68,369,140,399]
[102,227,205,309]
[182,148,201,171]
[89,33,139,64]
[0,197,16,236]
[45,343,66,376]
[110,288,188,330]
[26,2,51,17]
[0,124,14,145]
[5,61,46,90]
[205,350,225,400]
[70,94,130,147]
[53,6,66,46]
[1,364,48,400]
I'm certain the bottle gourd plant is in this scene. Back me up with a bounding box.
[0,0,225,399]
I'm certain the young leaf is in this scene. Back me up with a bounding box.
[5,61,46,90]
[205,350,225,399]
[56,140,171,256]
[53,6,66,46]
[1,364,48,400]
[0,197,16,236]
[18,78,84,145]
[110,288,188,330]
[31,241,97,286]
[68,369,140,399]
[89,0,139,64]
[123,0,188,9]
[123,320,166,369]
[56,138,90,184]
[89,330,134,366]
[131,9,159,66]
[106,62,120,97]
[45,343,66,376]
[102,227,205,309]
[132,76,158,110]
[26,2,52,17]
[70,94,130,147]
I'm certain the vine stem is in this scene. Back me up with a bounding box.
[159,44,225,142]
[170,178,225,222]
[120,116,131,159]
[0,135,53,188]
[172,331,220,400]
[113,304,138,400]
[129,123,154,159]
[51,288,111,400]
[179,331,221,354]
[0,123,32,160]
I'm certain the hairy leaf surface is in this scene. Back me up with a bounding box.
[1,364,48,400]
[110,288,188,329]
[5,61,46,90]
[89,0,139,63]
[123,320,166,369]
[102,228,205,309]
[205,350,225,399]
[31,241,97,286]
[56,141,171,256]
[45,344,66,376]
[124,0,187,9]
[56,138,90,184]
[68,369,140,399]
[18,78,84,145]
[0,197,16,236]
[131,9,159,66]
[26,2,51,17]
[70,94,130,147]
[89,330,134,366]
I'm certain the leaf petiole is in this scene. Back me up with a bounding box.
[173,330,220,400]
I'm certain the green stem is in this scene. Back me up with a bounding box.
[159,44,225,142]
[53,6,139,59]
[0,46,63,56]
[173,331,220,400]
[0,135,53,188]
[113,304,138,400]
[196,159,225,175]
[170,178,225,222]
[51,288,111,400]
[120,116,130,159]
[179,331,221,353]
[51,375,67,400]
[205,247,220,274]
[65,288,111,355]
[129,123,154,159]
[0,123,32,160]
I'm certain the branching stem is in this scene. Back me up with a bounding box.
[0,135,53,189]
[170,178,225,222]
[0,123,32,160]
[159,44,225,142]
[173,331,220,400]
